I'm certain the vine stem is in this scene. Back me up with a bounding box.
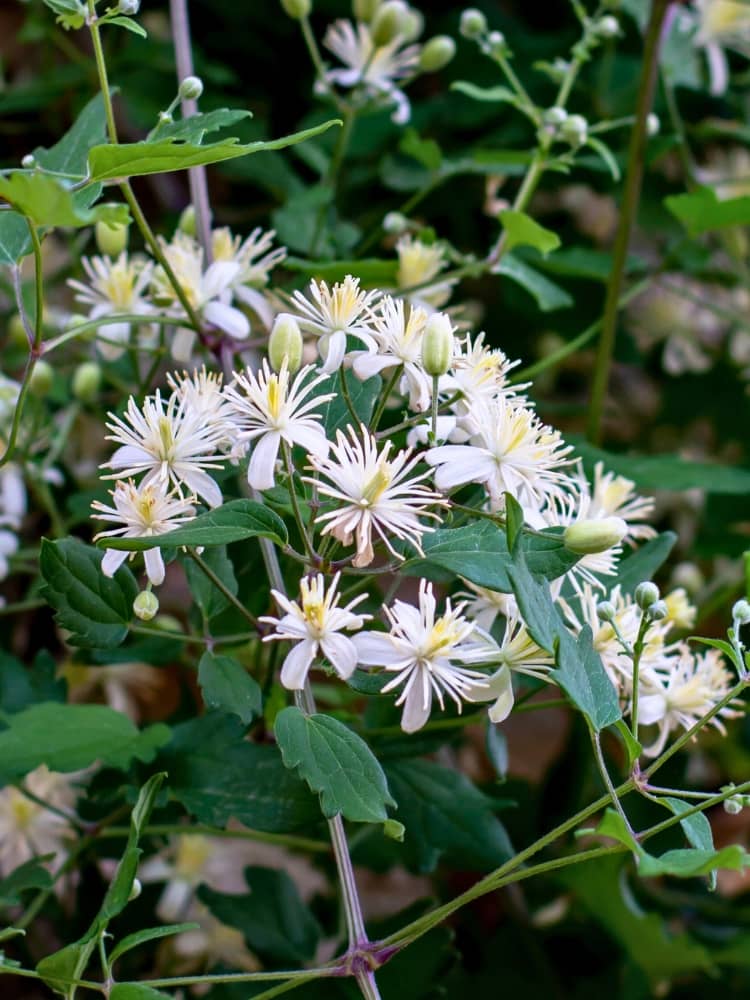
[169,0,213,260]
[586,0,673,444]
[186,548,259,627]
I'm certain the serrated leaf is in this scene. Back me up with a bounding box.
[109,923,200,965]
[40,537,137,648]
[0,703,170,781]
[198,652,262,725]
[98,498,287,550]
[0,172,128,229]
[383,758,513,873]
[154,109,252,144]
[494,252,573,311]
[87,119,341,181]
[275,707,394,823]
[499,209,561,256]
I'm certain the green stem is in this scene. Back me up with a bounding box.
[370,364,404,432]
[630,613,650,743]
[586,0,672,444]
[339,366,361,424]
[487,153,546,266]
[283,442,316,562]
[43,313,178,354]
[590,726,636,839]
[186,548,259,627]
[28,220,44,352]
[97,822,329,852]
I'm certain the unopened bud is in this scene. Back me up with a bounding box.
[157,111,173,126]
[383,818,405,841]
[733,599,750,626]
[353,0,381,21]
[179,75,203,101]
[646,599,668,621]
[95,214,129,257]
[280,0,311,15]
[596,601,616,623]
[8,314,29,348]
[419,35,456,72]
[178,204,197,237]
[128,877,142,901]
[563,517,627,555]
[29,360,54,397]
[133,590,160,621]
[269,313,303,374]
[486,30,507,58]
[543,106,568,126]
[646,113,660,137]
[460,8,487,39]
[422,312,454,376]
[724,796,744,815]
[401,8,423,41]
[596,15,620,38]
[671,561,704,595]
[560,114,588,147]
[118,0,140,14]
[73,361,102,403]
[21,154,36,170]
[371,0,410,45]
[383,211,408,234]
[634,581,660,611]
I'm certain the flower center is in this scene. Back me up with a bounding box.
[361,461,392,506]
[175,835,214,879]
[266,375,283,422]
[158,416,175,460]
[422,615,463,660]
[9,790,39,830]
[302,596,327,635]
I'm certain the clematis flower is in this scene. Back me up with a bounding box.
[354,579,494,733]
[289,275,379,374]
[224,360,334,491]
[260,572,371,690]
[0,766,78,876]
[396,235,454,308]
[91,478,196,586]
[211,225,287,329]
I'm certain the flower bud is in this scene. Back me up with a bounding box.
[353,0,381,21]
[543,106,568,126]
[563,516,627,555]
[21,154,36,170]
[8,314,29,348]
[95,215,129,257]
[153,613,182,633]
[733,598,750,626]
[269,313,303,374]
[724,796,744,815]
[401,8,423,42]
[383,818,405,841]
[422,312,454,376]
[133,590,160,621]
[634,581,660,611]
[419,35,456,72]
[596,601,616,623]
[596,15,620,38]
[671,561,703,595]
[486,30,507,58]
[560,114,588,147]
[29,360,54,397]
[128,877,142,901]
[178,204,197,237]
[371,0,410,45]
[280,0,312,16]
[646,113,660,137]
[157,111,173,126]
[646,599,668,621]
[118,0,140,14]
[73,361,102,403]
[179,75,204,101]
[460,8,487,39]
[383,211,408,233]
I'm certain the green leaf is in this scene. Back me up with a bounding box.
[105,15,147,36]
[284,256,398,286]
[0,703,170,781]
[275,707,395,823]
[614,720,642,772]
[110,924,200,966]
[0,649,65,713]
[383,758,514,873]
[0,856,54,907]
[199,866,321,964]
[486,721,509,781]
[99,499,287,550]
[493,252,573,311]
[660,796,718,889]
[586,136,621,181]
[0,211,32,264]
[163,714,319,832]
[87,120,341,181]
[33,93,107,177]
[452,81,519,104]
[319,370,382,438]
[40,537,138,648]
[37,933,99,997]
[399,129,442,172]
[110,986,173,1000]
[0,172,129,229]
[499,210,561,256]
[404,520,581,592]
[184,545,238,620]
[616,532,677,596]
[198,652,262,725]
[665,185,750,236]
[154,109,252,144]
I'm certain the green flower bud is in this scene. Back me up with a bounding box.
[95,214,129,258]
[8,314,29,348]
[419,35,456,72]
[128,877,142,901]
[371,0,410,45]
[647,113,660,137]
[733,599,750,626]
[118,0,140,13]
[383,211,408,233]
[354,0,381,21]
[724,795,744,815]
[460,8,487,39]
[383,818,406,841]
[133,590,160,621]
[563,516,627,555]
[179,75,204,101]
[21,154,36,170]
[422,312,454,376]
[596,601,616,623]
[646,599,668,621]
[153,613,182,633]
[634,581,660,611]
[560,113,588,147]
[401,8,423,42]
[72,361,102,403]
[596,15,620,38]
[29,360,54,397]
[178,204,197,237]
[486,30,507,58]
[157,111,173,126]
[269,313,304,374]
[543,106,568,127]
[280,0,312,17]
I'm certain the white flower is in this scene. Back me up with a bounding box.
[64,660,166,720]
[306,425,445,567]
[166,366,238,448]
[151,233,250,343]
[102,388,230,507]
[290,275,380,374]
[260,572,371,690]
[67,252,155,360]
[0,463,27,530]
[396,235,454,308]
[456,580,519,632]
[426,397,572,509]
[224,360,334,491]
[323,19,421,124]
[693,0,750,94]
[350,296,433,411]
[445,332,522,417]
[587,461,656,543]
[212,226,287,329]
[353,579,494,733]
[0,766,77,876]
[91,478,196,586]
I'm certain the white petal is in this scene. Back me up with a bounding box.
[97,322,130,360]
[101,548,128,578]
[247,432,281,491]
[181,468,223,508]
[320,330,347,374]
[288,424,329,460]
[144,548,165,586]
[235,286,274,328]
[401,676,431,733]
[204,301,250,339]
[203,260,241,298]
[280,640,316,690]
[171,327,196,362]
[320,633,358,680]
[353,632,397,666]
